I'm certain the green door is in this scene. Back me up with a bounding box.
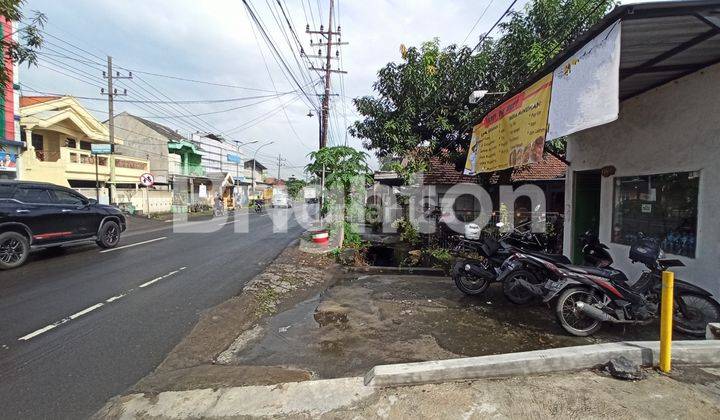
[572,170,601,263]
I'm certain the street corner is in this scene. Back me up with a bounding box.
[207,273,597,381]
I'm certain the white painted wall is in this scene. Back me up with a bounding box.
[563,63,720,297]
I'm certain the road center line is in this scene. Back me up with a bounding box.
[69,303,104,320]
[139,276,163,288]
[17,266,188,341]
[19,324,59,341]
[100,236,167,253]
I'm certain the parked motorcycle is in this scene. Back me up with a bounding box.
[451,224,573,298]
[512,234,720,337]
[253,200,264,213]
[497,231,606,304]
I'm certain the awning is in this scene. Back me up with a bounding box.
[487,0,720,109]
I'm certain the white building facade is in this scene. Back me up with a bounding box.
[190,133,246,182]
[563,63,720,298]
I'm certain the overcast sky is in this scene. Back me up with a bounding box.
[21,0,652,178]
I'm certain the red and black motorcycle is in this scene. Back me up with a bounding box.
[509,235,720,337]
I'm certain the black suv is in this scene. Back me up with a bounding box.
[0,181,127,269]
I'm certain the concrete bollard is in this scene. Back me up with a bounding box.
[707,323,720,340]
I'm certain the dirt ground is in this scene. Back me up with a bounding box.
[216,274,691,380]
[131,241,345,393]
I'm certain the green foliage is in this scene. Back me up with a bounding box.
[285,177,307,199]
[351,0,614,161]
[392,218,421,246]
[425,247,453,269]
[342,221,364,249]
[306,146,370,222]
[0,2,46,86]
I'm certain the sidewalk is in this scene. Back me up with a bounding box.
[98,365,720,419]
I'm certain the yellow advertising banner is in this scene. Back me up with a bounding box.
[464,73,553,174]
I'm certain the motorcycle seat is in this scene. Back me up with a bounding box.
[524,250,571,265]
[483,237,501,256]
[559,264,629,283]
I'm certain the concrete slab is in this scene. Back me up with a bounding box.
[365,340,720,387]
[104,377,373,419]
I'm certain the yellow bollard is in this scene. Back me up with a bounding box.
[659,270,674,373]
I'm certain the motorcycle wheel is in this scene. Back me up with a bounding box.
[453,269,490,296]
[555,287,603,337]
[672,293,720,337]
[502,269,539,305]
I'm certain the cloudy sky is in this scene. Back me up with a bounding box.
[20,0,650,177]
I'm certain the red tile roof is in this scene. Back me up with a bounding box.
[20,96,61,107]
[510,154,567,182]
[424,156,478,185]
[424,154,566,185]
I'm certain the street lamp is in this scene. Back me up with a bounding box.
[233,140,258,185]
[251,141,274,196]
[469,90,507,104]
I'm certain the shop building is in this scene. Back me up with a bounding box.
[0,17,21,180]
[559,1,720,297]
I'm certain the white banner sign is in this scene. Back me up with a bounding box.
[547,21,621,141]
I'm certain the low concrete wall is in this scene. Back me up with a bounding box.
[115,188,172,214]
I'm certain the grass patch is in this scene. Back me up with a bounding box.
[254,286,280,317]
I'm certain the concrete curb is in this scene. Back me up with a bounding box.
[364,340,720,387]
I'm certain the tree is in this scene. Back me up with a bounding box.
[350,0,614,164]
[306,146,371,246]
[285,177,307,200]
[1,1,46,86]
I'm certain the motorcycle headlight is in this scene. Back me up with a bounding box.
[464,264,471,271]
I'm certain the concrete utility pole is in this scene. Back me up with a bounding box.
[101,56,132,204]
[277,153,282,180]
[307,0,347,149]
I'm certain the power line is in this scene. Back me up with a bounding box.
[473,0,519,52]
[242,0,320,111]
[461,0,496,46]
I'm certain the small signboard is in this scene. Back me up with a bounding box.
[227,153,241,163]
[91,143,114,155]
[0,152,17,172]
[140,173,155,187]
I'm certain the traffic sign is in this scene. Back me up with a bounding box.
[140,173,155,187]
[91,144,113,155]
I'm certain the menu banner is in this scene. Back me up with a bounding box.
[464,73,553,174]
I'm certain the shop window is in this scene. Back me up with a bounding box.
[612,171,699,258]
[65,138,77,148]
[80,141,92,151]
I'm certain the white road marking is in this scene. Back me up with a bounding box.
[100,236,166,253]
[139,276,163,288]
[138,267,184,288]
[105,294,126,303]
[17,266,188,341]
[218,220,237,226]
[19,324,59,341]
[69,303,104,320]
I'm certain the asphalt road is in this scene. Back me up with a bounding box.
[0,206,311,419]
